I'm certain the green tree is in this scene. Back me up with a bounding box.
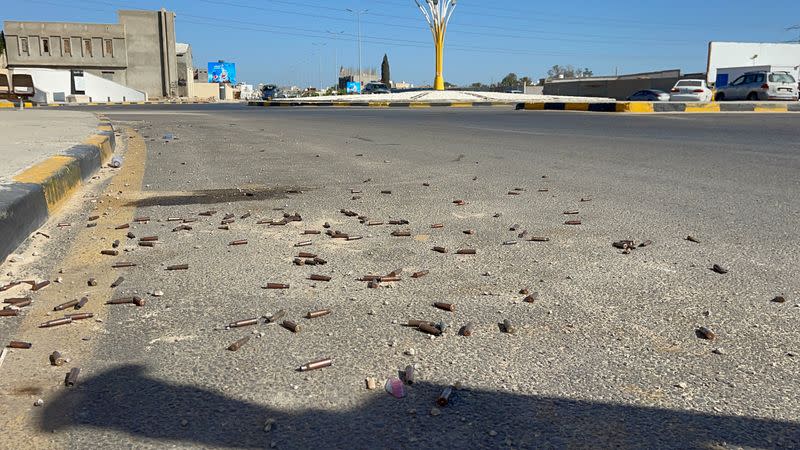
[519,76,532,86]
[381,54,391,86]
[500,72,519,87]
[444,81,456,88]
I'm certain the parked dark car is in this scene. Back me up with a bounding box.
[626,89,669,101]
[363,82,391,94]
[261,84,279,100]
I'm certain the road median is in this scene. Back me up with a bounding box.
[516,101,800,113]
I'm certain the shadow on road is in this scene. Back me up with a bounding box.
[39,365,799,449]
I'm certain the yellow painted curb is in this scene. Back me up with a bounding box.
[368,102,390,107]
[13,155,81,213]
[523,103,545,110]
[684,103,720,113]
[565,103,589,111]
[409,103,431,108]
[753,105,788,112]
[617,102,655,113]
[449,102,473,108]
[333,102,351,107]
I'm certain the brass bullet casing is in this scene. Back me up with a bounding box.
[697,326,716,340]
[112,240,121,248]
[686,235,700,243]
[138,241,156,248]
[57,223,71,227]
[463,229,475,235]
[346,235,363,241]
[565,220,582,225]
[240,212,251,219]
[523,293,538,303]
[31,280,51,291]
[166,264,189,271]
[266,310,286,324]
[580,197,592,202]
[199,210,217,216]
[293,258,305,266]
[133,216,150,223]
[380,276,401,282]
[39,318,73,328]
[771,296,787,303]
[8,341,32,349]
[298,252,317,258]
[381,190,392,194]
[264,283,289,289]
[126,231,136,239]
[303,230,321,235]
[509,224,520,231]
[712,264,728,274]
[503,319,516,334]
[5,299,31,308]
[411,270,429,279]
[306,309,331,319]
[404,365,415,384]
[456,249,476,255]
[53,300,79,311]
[461,322,476,336]
[452,200,465,206]
[508,191,521,196]
[110,277,125,288]
[106,296,145,306]
[223,213,235,220]
[529,237,550,242]
[50,351,66,366]
[111,262,136,268]
[391,230,411,237]
[367,221,384,226]
[75,297,89,309]
[228,318,259,329]
[309,274,331,282]
[314,257,327,265]
[166,217,183,222]
[3,297,30,304]
[173,224,193,232]
[418,323,442,336]
[502,241,517,246]
[639,240,653,247]
[140,236,158,242]
[434,302,455,312]
[437,386,453,406]
[282,320,301,333]
[298,358,332,372]
[115,223,130,230]
[563,210,579,215]
[227,336,251,352]
[432,246,447,253]
[218,226,230,231]
[430,224,444,229]
[0,310,19,317]
[229,240,248,246]
[295,241,313,247]
[388,219,409,225]
[65,313,94,321]
[407,319,435,328]
[221,219,235,225]
[183,218,198,224]
[65,368,80,387]
[88,278,98,286]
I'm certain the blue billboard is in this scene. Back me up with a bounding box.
[346,81,361,94]
[208,62,236,84]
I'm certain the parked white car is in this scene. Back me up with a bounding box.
[669,79,712,102]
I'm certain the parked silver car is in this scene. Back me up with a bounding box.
[714,71,798,101]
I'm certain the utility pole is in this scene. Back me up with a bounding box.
[346,9,368,91]
[415,0,457,90]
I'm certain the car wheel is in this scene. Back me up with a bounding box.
[715,93,725,101]
[746,92,759,101]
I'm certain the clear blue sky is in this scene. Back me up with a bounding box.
[4,0,800,87]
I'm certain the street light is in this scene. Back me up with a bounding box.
[346,8,368,90]
[415,0,457,91]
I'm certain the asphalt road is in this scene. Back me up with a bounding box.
[1,105,798,449]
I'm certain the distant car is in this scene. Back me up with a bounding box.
[669,79,712,102]
[506,89,523,94]
[626,89,670,101]
[261,85,279,100]
[363,82,391,94]
[714,71,798,101]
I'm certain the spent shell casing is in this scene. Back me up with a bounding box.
[282,320,301,333]
[298,252,317,258]
[126,231,136,239]
[39,317,73,328]
[391,230,411,237]
[509,224,520,231]
[639,240,653,247]
[381,190,392,194]
[110,276,124,288]
[87,222,96,227]
[112,240,120,248]
[65,313,93,321]
[313,257,327,265]
[138,241,156,247]
[166,264,189,271]
[712,264,728,274]
[407,319,435,327]
[111,262,136,268]
[75,297,89,309]
[303,230,321,235]
[367,281,379,289]
[183,218,198,223]
[686,235,700,243]
[293,258,305,266]
[523,292,539,303]
[166,217,183,222]
[388,268,403,277]
[50,351,66,366]
[31,280,51,291]
[431,224,444,229]
[220,219,234,225]
[508,191,521,196]
[346,235,363,241]
[453,200,465,206]
[5,299,31,308]
[54,300,79,311]
[199,210,217,216]
[139,236,158,242]
[565,220,582,225]
[772,296,787,303]
[529,237,550,242]
[697,326,716,340]
[418,323,442,336]
[563,210,579,215]
[65,368,80,387]
[173,224,192,232]
[456,249,476,255]
[133,216,150,223]
[461,322,476,336]
[404,365,415,384]
[264,283,289,289]
[309,274,331,282]
[229,240,248,246]
[432,246,447,253]
[101,249,120,255]
[411,270,429,278]
[0,310,19,317]
[503,319,516,334]
[502,240,518,246]
[218,226,230,231]
[223,213,235,220]
[266,310,286,324]
[437,386,454,406]
[295,241,313,247]
[115,223,130,230]
[434,302,455,312]
[227,336,251,352]
[228,318,259,329]
[306,309,331,319]
[304,258,318,266]
[9,341,32,349]
[298,358,332,372]
[3,297,31,304]
[241,212,251,219]
[367,221,384,226]
[88,278,98,286]
[106,296,145,306]
[380,276,401,282]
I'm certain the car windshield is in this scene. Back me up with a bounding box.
[676,80,702,87]
[769,73,795,83]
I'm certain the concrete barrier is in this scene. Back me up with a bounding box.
[516,101,800,113]
[248,100,513,108]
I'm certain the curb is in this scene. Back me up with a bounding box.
[515,102,800,113]
[0,122,116,263]
[0,101,35,109]
[248,100,513,108]
[38,100,213,107]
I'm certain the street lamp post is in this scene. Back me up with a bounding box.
[346,9,368,90]
[415,0,457,91]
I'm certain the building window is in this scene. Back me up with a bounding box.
[41,38,50,54]
[20,37,29,55]
[83,39,92,57]
[104,39,113,57]
[63,38,72,56]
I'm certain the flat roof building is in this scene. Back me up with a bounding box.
[3,9,180,99]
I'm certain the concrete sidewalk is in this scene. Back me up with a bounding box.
[0,109,98,184]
